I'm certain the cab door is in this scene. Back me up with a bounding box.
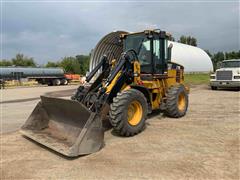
[138,38,152,74]
[153,35,168,74]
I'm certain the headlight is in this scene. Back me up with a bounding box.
[210,75,216,79]
[234,76,240,79]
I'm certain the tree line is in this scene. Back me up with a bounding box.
[45,55,90,75]
[0,54,36,67]
[170,35,197,47]
[0,53,90,75]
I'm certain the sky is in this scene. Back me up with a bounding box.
[1,0,239,65]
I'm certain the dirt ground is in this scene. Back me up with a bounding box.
[1,85,78,133]
[1,85,239,179]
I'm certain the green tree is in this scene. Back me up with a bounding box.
[225,51,240,59]
[76,55,90,75]
[0,59,12,66]
[178,36,187,44]
[60,57,74,73]
[52,55,90,75]
[178,35,197,46]
[12,53,36,67]
[212,52,225,71]
[45,61,60,67]
[60,57,79,73]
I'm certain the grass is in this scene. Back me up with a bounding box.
[184,73,210,85]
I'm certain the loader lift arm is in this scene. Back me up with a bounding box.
[71,55,110,102]
[103,50,138,103]
[86,55,109,82]
[80,50,139,113]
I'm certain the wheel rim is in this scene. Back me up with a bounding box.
[127,100,143,126]
[178,92,186,111]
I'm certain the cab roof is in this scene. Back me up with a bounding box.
[121,29,172,39]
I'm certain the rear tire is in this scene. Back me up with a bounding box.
[53,79,61,86]
[47,81,53,86]
[164,84,188,118]
[61,79,68,85]
[109,89,148,137]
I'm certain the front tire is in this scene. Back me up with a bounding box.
[211,86,217,90]
[109,89,148,137]
[164,84,188,118]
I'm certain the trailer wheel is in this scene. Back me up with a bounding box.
[47,81,53,86]
[61,79,68,85]
[109,89,148,137]
[53,79,61,86]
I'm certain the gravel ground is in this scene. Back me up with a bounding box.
[1,85,78,102]
[1,85,78,133]
[1,85,239,179]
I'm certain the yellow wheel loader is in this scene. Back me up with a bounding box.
[21,30,189,157]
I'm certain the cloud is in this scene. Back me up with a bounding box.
[2,1,239,64]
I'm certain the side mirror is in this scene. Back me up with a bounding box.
[167,43,173,61]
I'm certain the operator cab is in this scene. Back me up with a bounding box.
[122,30,172,75]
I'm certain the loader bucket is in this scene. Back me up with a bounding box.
[20,96,104,157]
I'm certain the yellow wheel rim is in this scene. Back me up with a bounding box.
[127,100,143,126]
[178,92,186,111]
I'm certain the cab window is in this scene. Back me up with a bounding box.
[153,39,163,74]
[138,39,152,73]
[138,39,151,65]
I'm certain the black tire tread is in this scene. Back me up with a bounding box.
[109,89,147,137]
[165,84,188,118]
